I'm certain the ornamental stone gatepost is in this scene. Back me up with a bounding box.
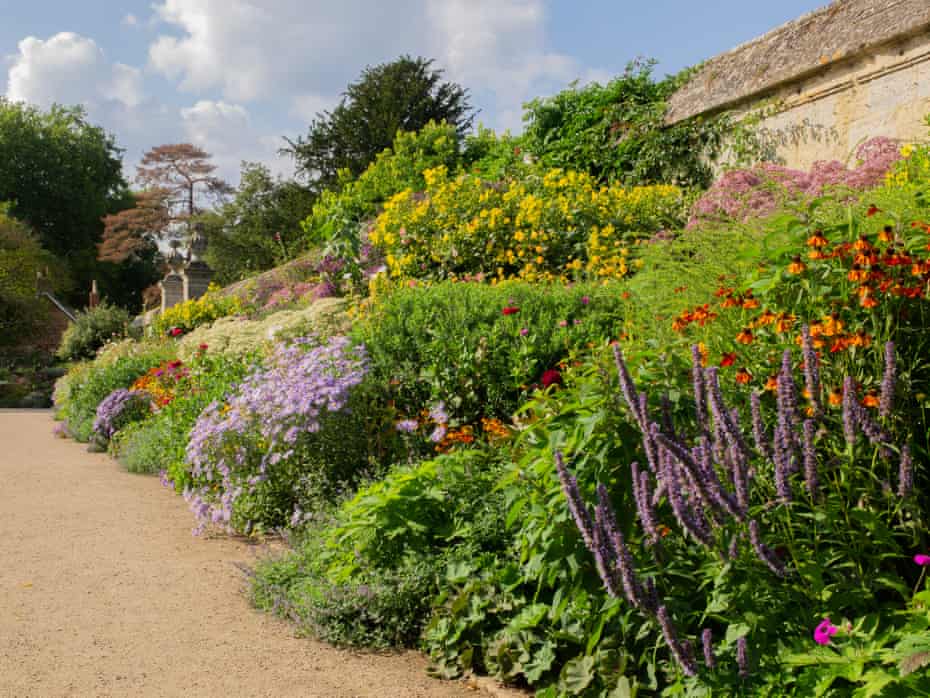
[181,223,213,301]
[159,240,187,313]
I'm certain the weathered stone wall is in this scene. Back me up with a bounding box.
[668,0,930,168]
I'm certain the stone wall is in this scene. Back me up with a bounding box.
[667,0,930,169]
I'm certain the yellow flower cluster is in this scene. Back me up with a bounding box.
[885,142,930,187]
[152,287,243,336]
[369,166,683,282]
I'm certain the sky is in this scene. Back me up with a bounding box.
[1,0,829,186]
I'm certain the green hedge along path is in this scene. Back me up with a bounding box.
[0,410,487,698]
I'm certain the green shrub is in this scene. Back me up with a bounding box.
[252,448,508,648]
[57,301,132,361]
[252,532,439,648]
[354,280,626,424]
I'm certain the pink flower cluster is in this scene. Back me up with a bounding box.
[689,138,902,227]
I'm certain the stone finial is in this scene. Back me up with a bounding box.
[89,280,99,309]
[189,222,208,264]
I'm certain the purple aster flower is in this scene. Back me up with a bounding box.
[395,419,419,433]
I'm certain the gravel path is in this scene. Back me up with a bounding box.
[0,410,486,698]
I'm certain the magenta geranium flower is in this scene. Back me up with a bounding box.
[813,618,838,645]
[914,554,930,566]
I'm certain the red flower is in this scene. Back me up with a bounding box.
[167,360,183,370]
[720,352,737,368]
[866,205,880,217]
[198,343,209,351]
[502,306,520,316]
[541,369,562,388]
[168,327,184,337]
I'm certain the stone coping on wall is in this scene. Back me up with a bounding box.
[666,0,930,123]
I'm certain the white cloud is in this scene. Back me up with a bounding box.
[147,0,599,133]
[181,100,289,181]
[6,32,144,110]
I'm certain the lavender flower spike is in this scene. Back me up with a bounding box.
[657,605,698,677]
[554,452,595,549]
[880,341,896,418]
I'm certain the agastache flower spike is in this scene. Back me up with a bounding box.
[800,326,822,417]
[591,497,620,598]
[691,345,707,435]
[705,367,750,460]
[657,605,698,677]
[802,419,819,496]
[614,345,645,427]
[748,519,787,577]
[750,391,771,459]
[736,636,750,678]
[880,341,896,418]
[702,628,716,669]
[897,444,913,498]
[555,452,595,549]
[660,446,714,546]
[842,376,858,446]
[597,484,646,608]
[637,469,661,545]
[772,422,793,502]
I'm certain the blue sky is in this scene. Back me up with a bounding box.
[1,1,827,184]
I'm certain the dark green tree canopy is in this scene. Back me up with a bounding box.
[285,56,474,191]
[0,99,128,258]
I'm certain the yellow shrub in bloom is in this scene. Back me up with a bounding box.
[369,165,684,281]
[886,142,930,187]
[151,287,243,336]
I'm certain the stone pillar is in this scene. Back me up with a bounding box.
[159,272,185,312]
[182,262,213,302]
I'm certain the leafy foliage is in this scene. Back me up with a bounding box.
[353,280,627,424]
[521,61,728,189]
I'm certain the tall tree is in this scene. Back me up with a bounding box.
[0,99,128,302]
[202,162,315,284]
[99,144,231,263]
[284,56,474,191]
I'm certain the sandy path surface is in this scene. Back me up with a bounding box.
[0,410,486,698]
